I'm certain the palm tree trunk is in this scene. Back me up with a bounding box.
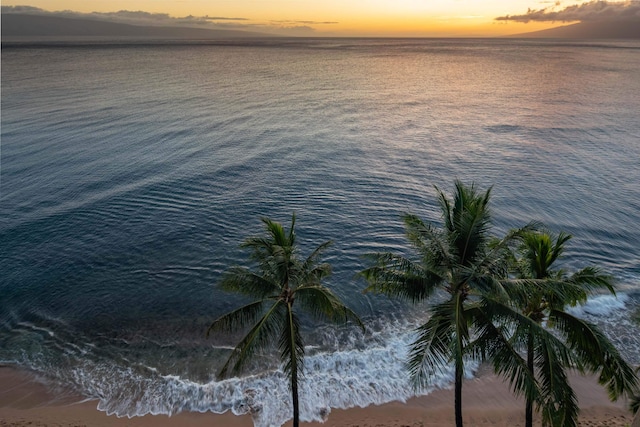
[526,332,534,427]
[292,364,300,427]
[455,360,464,427]
[454,290,466,427]
[287,303,300,427]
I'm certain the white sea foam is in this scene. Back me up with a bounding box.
[63,325,477,427]
[565,293,629,318]
[16,321,55,337]
[4,290,637,426]
[562,292,640,365]
[81,291,637,426]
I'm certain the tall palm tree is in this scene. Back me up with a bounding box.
[207,214,364,427]
[361,181,537,427]
[509,230,638,427]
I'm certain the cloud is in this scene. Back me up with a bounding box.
[205,17,250,21]
[495,0,640,23]
[271,20,339,25]
[88,11,250,28]
[1,5,43,13]
[0,5,329,34]
[274,26,318,36]
[1,6,249,27]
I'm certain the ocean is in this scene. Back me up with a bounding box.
[1,38,639,426]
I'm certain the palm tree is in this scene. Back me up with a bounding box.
[207,214,364,427]
[508,230,638,427]
[361,181,537,427]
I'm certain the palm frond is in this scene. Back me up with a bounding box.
[217,300,285,379]
[435,184,454,233]
[408,299,456,389]
[241,216,296,272]
[287,213,296,246]
[530,320,576,370]
[262,216,292,248]
[536,336,579,427]
[469,222,542,295]
[361,252,443,302]
[207,299,269,336]
[298,240,333,280]
[242,236,277,257]
[499,277,588,312]
[308,262,332,282]
[295,285,365,331]
[280,304,305,378]
[550,309,639,400]
[566,266,615,295]
[484,296,576,363]
[219,267,281,297]
[402,213,453,270]
[467,300,538,401]
[448,181,492,267]
[630,393,640,414]
[551,232,572,261]
[518,231,571,280]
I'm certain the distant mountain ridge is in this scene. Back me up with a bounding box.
[510,20,640,39]
[1,13,273,40]
[3,11,639,40]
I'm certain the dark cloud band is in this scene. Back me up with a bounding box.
[495,0,640,23]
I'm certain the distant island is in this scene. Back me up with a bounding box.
[511,20,640,39]
[2,12,640,41]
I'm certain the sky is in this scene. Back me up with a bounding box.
[2,1,639,37]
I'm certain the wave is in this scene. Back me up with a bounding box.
[565,293,629,317]
[564,292,640,365]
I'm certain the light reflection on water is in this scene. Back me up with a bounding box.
[1,38,639,424]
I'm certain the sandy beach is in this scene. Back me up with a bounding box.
[1,365,636,427]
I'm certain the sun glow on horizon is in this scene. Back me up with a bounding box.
[1,0,586,37]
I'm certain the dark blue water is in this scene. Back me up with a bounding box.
[1,38,639,426]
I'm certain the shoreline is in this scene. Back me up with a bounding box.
[0,365,635,427]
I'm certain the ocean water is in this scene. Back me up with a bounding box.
[1,38,640,426]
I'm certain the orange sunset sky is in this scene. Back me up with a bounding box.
[1,0,615,37]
